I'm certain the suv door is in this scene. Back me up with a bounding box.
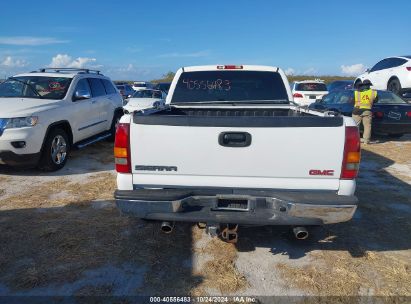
[88,78,112,133]
[71,78,102,141]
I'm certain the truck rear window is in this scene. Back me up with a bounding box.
[171,71,289,104]
[296,83,327,91]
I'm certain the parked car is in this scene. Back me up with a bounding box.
[354,56,411,95]
[328,80,354,92]
[292,80,328,106]
[308,89,411,137]
[116,84,134,98]
[153,82,172,94]
[132,81,151,91]
[114,65,360,243]
[0,68,123,170]
[123,89,166,113]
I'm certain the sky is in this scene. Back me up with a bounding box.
[1,0,410,80]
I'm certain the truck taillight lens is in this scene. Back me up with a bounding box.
[406,67,411,71]
[407,111,411,117]
[293,93,303,98]
[341,126,361,179]
[114,123,131,173]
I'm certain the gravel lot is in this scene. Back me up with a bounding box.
[0,137,410,300]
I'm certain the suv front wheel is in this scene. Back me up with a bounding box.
[39,128,70,171]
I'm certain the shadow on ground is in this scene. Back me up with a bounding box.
[235,149,411,259]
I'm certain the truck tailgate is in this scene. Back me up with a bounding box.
[130,114,345,191]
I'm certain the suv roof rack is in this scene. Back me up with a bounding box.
[34,68,102,75]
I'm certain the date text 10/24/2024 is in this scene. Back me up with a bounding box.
[182,79,232,91]
[149,296,257,303]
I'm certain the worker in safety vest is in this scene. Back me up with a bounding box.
[352,80,378,144]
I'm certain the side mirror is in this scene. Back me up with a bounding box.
[366,68,370,73]
[73,89,91,101]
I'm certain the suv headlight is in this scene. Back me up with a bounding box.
[5,116,38,129]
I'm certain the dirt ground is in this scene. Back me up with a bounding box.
[0,137,410,301]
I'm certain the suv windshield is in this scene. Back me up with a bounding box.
[296,83,327,91]
[0,76,72,99]
[171,71,289,104]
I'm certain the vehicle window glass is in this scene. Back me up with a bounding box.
[88,78,106,97]
[390,58,407,68]
[132,91,144,98]
[335,91,353,104]
[370,59,387,72]
[295,83,327,91]
[171,71,289,104]
[321,93,335,104]
[375,91,409,104]
[0,76,71,99]
[103,79,116,94]
[153,91,162,98]
[73,78,92,101]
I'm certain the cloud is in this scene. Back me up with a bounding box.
[0,56,28,68]
[0,36,69,46]
[158,50,210,58]
[302,67,318,75]
[48,54,99,68]
[284,68,295,76]
[341,64,365,76]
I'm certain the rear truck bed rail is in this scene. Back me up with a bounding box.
[115,188,357,226]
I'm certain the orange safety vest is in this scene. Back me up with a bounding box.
[354,89,377,110]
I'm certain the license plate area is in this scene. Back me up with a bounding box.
[309,95,317,99]
[213,198,250,212]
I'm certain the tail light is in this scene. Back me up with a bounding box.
[406,67,411,71]
[114,123,131,173]
[341,126,361,179]
[374,111,384,118]
[406,111,411,117]
[217,65,243,70]
[293,93,303,98]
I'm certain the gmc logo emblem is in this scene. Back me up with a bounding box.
[309,169,334,176]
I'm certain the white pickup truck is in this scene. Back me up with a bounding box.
[114,65,360,241]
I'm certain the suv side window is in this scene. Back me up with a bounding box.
[88,78,106,97]
[73,78,92,101]
[102,79,116,94]
[387,58,407,68]
[370,59,387,72]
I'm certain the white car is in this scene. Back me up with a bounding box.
[355,56,411,95]
[132,81,151,91]
[291,80,328,106]
[123,89,166,113]
[0,68,123,171]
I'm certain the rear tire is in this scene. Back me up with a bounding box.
[387,78,402,95]
[38,128,70,171]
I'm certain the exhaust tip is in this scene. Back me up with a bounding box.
[293,227,309,240]
[160,221,174,234]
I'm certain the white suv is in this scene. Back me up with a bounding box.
[355,56,411,95]
[291,80,328,106]
[0,68,123,171]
